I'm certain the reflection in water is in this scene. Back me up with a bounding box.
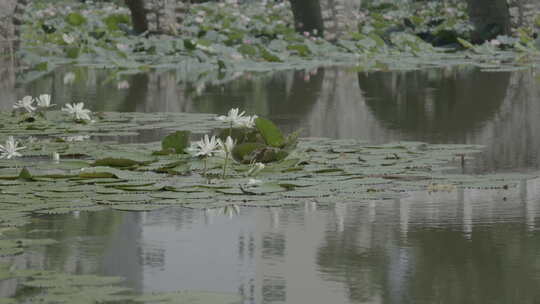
[5,64,540,171]
[358,68,509,140]
[2,63,540,303]
[1,180,540,303]
[0,211,143,297]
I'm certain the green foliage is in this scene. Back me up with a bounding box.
[237,44,258,57]
[457,37,474,49]
[103,13,131,31]
[258,46,282,62]
[92,158,141,168]
[218,128,258,145]
[161,131,191,154]
[18,167,34,181]
[65,47,80,59]
[65,12,87,26]
[232,142,266,163]
[184,39,197,51]
[255,117,285,148]
[286,44,311,57]
[16,0,540,77]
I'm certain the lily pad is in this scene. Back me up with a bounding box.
[255,117,285,148]
[161,131,191,154]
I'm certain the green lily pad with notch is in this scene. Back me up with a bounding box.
[255,117,285,148]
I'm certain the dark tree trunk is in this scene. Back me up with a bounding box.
[288,0,324,36]
[124,0,148,34]
[466,0,511,42]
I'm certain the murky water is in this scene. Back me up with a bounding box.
[2,64,540,303]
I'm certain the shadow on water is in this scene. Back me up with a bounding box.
[2,63,540,303]
[358,68,509,140]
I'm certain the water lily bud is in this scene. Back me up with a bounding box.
[52,152,60,163]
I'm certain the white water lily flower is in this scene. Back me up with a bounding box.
[187,134,220,157]
[13,96,36,113]
[234,115,258,128]
[247,162,265,176]
[63,135,90,142]
[62,102,92,121]
[247,178,262,186]
[36,94,55,108]
[216,108,246,124]
[62,33,75,44]
[0,136,25,159]
[116,43,129,51]
[218,136,235,154]
[63,72,76,85]
[52,152,60,163]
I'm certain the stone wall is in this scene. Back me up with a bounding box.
[507,0,540,33]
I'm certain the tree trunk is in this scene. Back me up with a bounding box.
[289,0,357,41]
[124,0,148,34]
[288,0,325,37]
[124,0,189,35]
[466,0,511,42]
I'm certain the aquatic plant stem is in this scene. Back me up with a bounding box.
[203,157,208,177]
[222,152,229,179]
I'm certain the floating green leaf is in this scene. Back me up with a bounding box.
[65,13,87,26]
[161,131,190,154]
[232,142,266,163]
[92,158,141,168]
[255,117,285,148]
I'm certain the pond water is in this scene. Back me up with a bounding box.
[2,65,540,303]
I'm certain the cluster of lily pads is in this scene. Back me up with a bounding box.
[0,103,537,302]
[3,94,97,163]
[0,104,532,219]
[158,107,297,184]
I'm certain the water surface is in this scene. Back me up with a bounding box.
[1,64,540,303]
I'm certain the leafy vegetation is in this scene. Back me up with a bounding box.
[15,0,540,83]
